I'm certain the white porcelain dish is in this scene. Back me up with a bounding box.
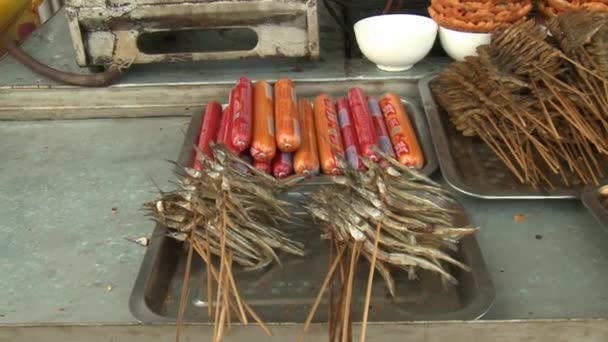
[438,26,491,61]
[354,14,438,72]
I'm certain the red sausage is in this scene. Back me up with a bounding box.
[193,101,222,170]
[254,160,272,174]
[217,105,229,144]
[367,96,396,158]
[379,93,424,168]
[274,79,301,152]
[314,94,345,175]
[348,88,380,162]
[336,98,365,170]
[272,151,294,179]
[231,77,253,153]
[217,94,240,155]
[251,81,276,162]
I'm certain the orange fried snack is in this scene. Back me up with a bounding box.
[428,0,532,33]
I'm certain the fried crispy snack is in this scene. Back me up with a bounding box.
[540,0,608,20]
[431,0,531,22]
[428,0,532,33]
[429,10,528,33]
[550,0,608,11]
[539,0,561,20]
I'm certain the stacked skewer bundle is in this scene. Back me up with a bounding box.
[432,11,608,188]
[428,0,533,33]
[539,0,608,21]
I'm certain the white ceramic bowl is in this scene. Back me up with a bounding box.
[354,14,438,72]
[438,26,491,61]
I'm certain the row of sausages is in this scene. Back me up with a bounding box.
[193,77,424,177]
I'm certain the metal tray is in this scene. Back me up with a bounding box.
[129,92,494,323]
[582,181,608,231]
[419,76,608,199]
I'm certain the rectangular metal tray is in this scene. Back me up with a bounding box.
[582,181,608,232]
[418,76,608,199]
[130,92,495,323]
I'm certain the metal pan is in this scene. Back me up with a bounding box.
[582,181,608,232]
[130,210,494,323]
[130,91,494,323]
[418,76,607,199]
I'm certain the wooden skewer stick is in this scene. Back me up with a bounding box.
[175,237,195,342]
[226,251,248,325]
[213,206,229,341]
[328,237,337,341]
[191,240,272,336]
[224,253,232,334]
[298,245,347,342]
[242,302,273,336]
[334,252,349,342]
[205,228,214,317]
[341,242,362,342]
[360,221,383,342]
[332,238,348,342]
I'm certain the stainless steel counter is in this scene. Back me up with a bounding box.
[0,7,607,342]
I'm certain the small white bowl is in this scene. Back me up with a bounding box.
[438,26,491,61]
[354,14,438,72]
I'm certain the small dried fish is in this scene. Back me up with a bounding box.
[144,145,305,270]
[302,152,478,342]
[145,143,311,341]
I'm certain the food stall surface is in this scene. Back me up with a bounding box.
[2,117,608,323]
[1,7,608,342]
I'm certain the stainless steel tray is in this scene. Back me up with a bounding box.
[418,76,608,199]
[582,181,608,231]
[129,92,495,323]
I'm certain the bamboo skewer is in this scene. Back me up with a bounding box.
[341,242,361,342]
[226,252,248,325]
[191,240,272,336]
[205,228,214,317]
[175,239,194,342]
[328,237,337,342]
[359,221,383,342]
[298,246,347,342]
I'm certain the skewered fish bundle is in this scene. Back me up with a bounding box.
[145,144,305,341]
[300,151,477,342]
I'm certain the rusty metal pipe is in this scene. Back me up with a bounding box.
[6,40,122,87]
